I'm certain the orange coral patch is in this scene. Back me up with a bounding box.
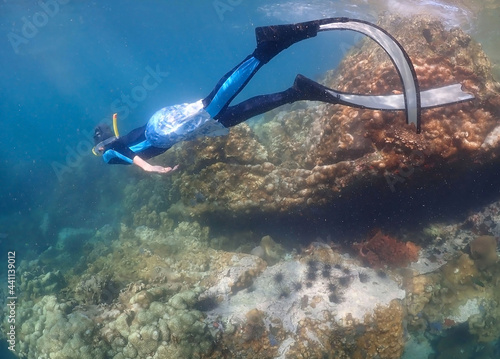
[354,231,420,268]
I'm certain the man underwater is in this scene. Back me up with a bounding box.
[92,18,474,174]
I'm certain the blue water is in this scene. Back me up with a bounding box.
[0,0,358,219]
[0,340,16,359]
[1,1,498,358]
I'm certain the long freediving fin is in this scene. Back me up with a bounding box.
[295,73,474,112]
[328,83,474,110]
[254,17,473,132]
[313,18,474,133]
[319,18,421,131]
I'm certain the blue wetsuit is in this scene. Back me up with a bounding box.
[102,55,282,164]
[99,21,329,164]
[97,18,475,163]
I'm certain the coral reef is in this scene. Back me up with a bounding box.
[469,235,498,270]
[353,230,420,268]
[5,13,500,359]
[5,219,412,359]
[354,301,405,359]
[5,197,500,358]
[19,269,66,300]
[204,243,406,358]
[74,273,117,305]
[250,235,286,265]
[16,295,108,359]
[401,199,500,354]
[121,14,500,220]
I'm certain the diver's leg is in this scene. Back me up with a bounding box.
[216,88,297,128]
[202,55,254,111]
[203,20,323,118]
[203,55,261,118]
[216,74,340,127]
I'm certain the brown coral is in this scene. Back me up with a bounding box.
[108,14,500,233]
[354,300,405,359]
[354,230,420,268]
[470,235,498,270]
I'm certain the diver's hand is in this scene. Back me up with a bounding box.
[133,156,179,175]
[147,164,179,174]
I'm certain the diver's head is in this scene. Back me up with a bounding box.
[93,124,114,145]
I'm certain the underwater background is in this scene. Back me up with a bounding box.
[1,0,500,358]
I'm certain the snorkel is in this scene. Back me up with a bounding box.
[92,113,120,156]
[112,113,120,138]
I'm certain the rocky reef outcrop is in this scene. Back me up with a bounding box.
[4,14,500,359]
[4,197,500,358]
[125,15,500,223]
[4,219,410,359]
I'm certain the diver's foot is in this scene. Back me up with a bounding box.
[253,20,321,63]
[292,74,339,104]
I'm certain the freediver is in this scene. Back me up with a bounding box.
[92,18,474,174]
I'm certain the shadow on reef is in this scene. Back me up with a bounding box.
[429,323,500,359]
[202,158,500,248]
[0,340,16,359]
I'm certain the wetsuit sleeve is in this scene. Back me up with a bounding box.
[102,127,147,165]
[102,125,169,165]
[103,142,136,165]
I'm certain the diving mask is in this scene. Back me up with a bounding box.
[92,136,118,156]
[92,113,120,156]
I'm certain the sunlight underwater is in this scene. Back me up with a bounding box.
[2,1,500,359]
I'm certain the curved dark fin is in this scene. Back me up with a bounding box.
[292,74,340,104]
[318,18,422,133]
[254,20,321,63]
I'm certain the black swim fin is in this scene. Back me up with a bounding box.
[293,74,474,114]
[254,20,321,63]
[293,74,340,104]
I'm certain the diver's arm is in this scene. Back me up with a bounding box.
[133,155,179,174]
